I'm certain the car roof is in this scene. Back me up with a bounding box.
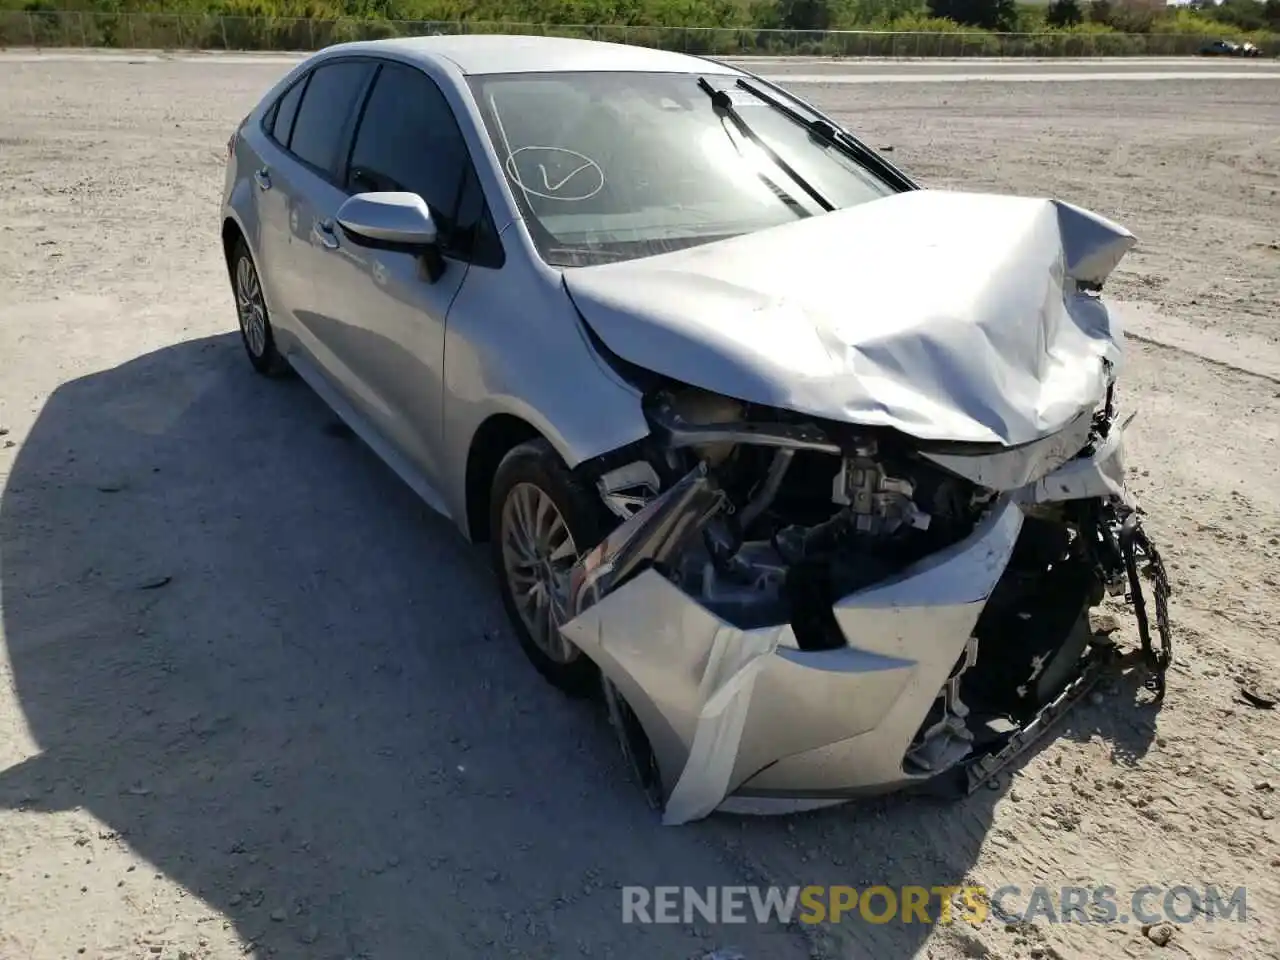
[321,34,742,77]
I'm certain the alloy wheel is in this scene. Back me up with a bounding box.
[500,481,580,664]
[235,255,268,358]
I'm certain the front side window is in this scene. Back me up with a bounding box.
[346,61,498,262]
[467,71,896,267]
[288,59,374,178]
[347,63,469,232]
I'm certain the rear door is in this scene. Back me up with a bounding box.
[248,71,307,328]
[257,58,376,387]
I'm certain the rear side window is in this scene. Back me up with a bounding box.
[288,59,374,178]
[269,76,306,147]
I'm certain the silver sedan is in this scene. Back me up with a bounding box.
[220,35,1172,825]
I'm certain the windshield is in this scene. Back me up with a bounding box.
[467,71,897,267]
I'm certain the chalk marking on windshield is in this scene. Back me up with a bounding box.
[538,159,594,192]
[506,146,605,202]
[488,93,606,203]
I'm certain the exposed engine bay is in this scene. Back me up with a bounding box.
[561,382,1173,824]
[600,388,999,644]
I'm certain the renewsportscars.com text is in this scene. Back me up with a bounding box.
[621,884,1248,926]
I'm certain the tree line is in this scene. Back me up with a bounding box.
[5,0,1278,41]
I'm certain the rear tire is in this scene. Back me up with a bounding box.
[489,439,608,697]
[230,238,290,378]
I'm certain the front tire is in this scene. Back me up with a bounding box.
[602,675,665,810]
[230,238,290,378]
[489,439,608,696]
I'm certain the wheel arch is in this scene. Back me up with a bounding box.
[221,217,244,271]
[461,394,652,544]
[463,413,545,544]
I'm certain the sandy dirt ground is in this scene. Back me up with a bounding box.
[0,57,1277,960]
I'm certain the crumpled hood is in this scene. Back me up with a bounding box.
[563,189,1135,447]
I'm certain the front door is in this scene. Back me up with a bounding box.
[314,59,490,495]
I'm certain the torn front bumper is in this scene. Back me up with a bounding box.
[564,497,1025,825]
[559,412,1168,826]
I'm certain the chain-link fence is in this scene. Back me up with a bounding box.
[0,10,1275,58]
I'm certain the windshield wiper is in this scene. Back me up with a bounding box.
[732,77,916,191]
[696,77,834,214]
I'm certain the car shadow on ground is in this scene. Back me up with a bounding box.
[0,333,1154,959]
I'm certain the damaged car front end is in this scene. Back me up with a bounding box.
[563,384,1170,825]
[552,192,1173,826]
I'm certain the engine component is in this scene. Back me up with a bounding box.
[663,389,745,467]
[681,541,790,629]
[831,448,931,535]
[571,463,728,616]
[738,449,794,532]
[597,460,662,520]
[646,396,842,456]
[906,636,978,774]
[772,456,931,566]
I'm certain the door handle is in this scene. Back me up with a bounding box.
[312,218,339,250]
[253,167,271,191]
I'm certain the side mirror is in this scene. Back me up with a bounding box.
[335,192,445,282]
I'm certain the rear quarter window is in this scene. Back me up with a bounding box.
[267,75,307,147]
[287,60,375,179]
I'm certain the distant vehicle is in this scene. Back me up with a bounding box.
[1199,39,1261,57]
